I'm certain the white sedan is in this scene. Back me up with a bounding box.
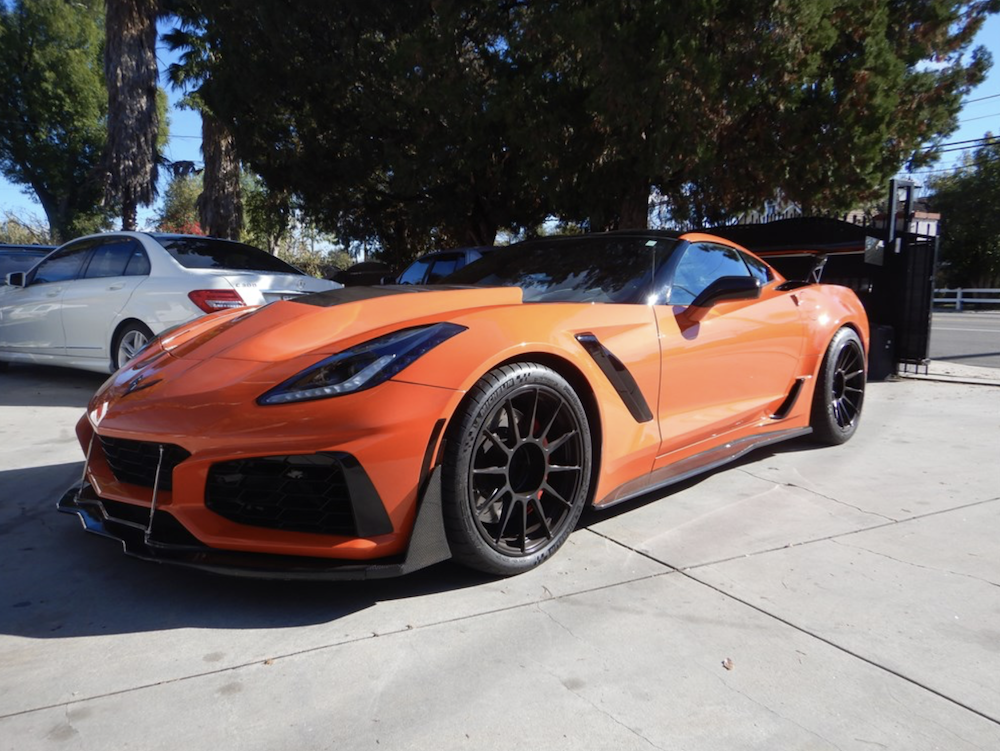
[0,232,341,374]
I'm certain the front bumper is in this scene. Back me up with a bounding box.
[57,467,452,581]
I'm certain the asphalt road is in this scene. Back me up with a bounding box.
[930,310,1000,369]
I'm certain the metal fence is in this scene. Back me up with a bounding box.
[932,288,1000,311]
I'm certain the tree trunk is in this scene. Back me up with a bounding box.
[103,0,159,225]
[199,112,242,240]
[121,187,137,231]
[617,179,651,230]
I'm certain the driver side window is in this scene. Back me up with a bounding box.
[669,243,751,306]
[30,242,93,286]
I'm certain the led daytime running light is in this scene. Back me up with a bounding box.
[258,323,465,405]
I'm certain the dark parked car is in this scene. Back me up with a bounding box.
[395,247,496,284]
[0,244,54,279]
[332,260,396,286]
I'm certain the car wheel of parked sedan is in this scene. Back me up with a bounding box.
[811,327,866,445]
[443,363,593,575]
[112,321,154,371]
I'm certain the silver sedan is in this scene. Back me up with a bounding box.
[0,232,340,373]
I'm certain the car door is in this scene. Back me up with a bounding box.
[0,240,93,356]
[61,237,150,364]
[653,242,806,463]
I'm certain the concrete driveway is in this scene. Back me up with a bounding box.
[1,364,998,750]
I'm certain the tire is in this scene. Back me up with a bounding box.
[811,327,866,445]
[442,362,593,575]
[112,321,154,371]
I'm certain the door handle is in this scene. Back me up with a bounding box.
[108,283,125,291]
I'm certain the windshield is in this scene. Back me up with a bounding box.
[153,236,303,274]
[444,235,681,303]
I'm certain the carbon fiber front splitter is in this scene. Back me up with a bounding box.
[56,468,452,581]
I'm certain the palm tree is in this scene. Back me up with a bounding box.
[164,13,242,239]
[198,111,242,239]
[103,0,159,230]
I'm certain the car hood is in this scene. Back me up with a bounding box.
[162,285,523,363]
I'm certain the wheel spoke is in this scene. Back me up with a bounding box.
[484,430,513,456]
[503,398,522,442]
[544,429,578,454]
[832,398,844,426]
[527,388,540,439]
[472,465,507,475]
[548,464,582,472]
[531,497,553,539]
[540,400,564,441]
[540,482,572,508]
[475,485,506,514]
[494,497,517,544]
[520,501,528,553]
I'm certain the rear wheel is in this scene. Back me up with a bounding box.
[811,327,866,444]
[442,363,592,575]
[112,321,153,371]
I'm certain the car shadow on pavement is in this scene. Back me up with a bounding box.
[0,462,494,640]
[578,436,825,528]
[0,364,107,408]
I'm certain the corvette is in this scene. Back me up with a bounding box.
[59,230,869,579]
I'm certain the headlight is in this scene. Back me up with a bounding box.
[257,323,466,405]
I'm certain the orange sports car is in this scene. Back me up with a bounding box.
[59,231,869,579]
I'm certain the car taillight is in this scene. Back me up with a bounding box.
[187,289,247,313]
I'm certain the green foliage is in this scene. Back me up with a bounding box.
[157,173,203,234]
[0,210,51,244]
[930,135,1000,287]
[241,173,290,253]
[0,0,111,242]
[164,0,997,255]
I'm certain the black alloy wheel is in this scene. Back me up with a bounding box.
[811,327,866,444]
[443,363,592,575]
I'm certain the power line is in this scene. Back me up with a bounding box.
[958,111,1000,124]
[962,92,1000,104]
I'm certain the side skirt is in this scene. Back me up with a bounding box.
[594,427,812,509]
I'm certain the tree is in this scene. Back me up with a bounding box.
[930,135,1000,287]
[0,210,51,245]
[0,0,110,242]
[164,2,549,265]
[507,0,998,228]
[161,0,997,255]
[156,172,203,234]
[103,0,160,231]
[163,10,243,239]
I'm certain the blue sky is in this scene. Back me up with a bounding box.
[1,14,999,234]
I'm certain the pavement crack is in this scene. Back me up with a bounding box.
[737,468,897,522]
[830,539,1000,589]
[540,664,667,751]
[535,603,584,642]
[707,669,845,751]
[678,567,1000,729]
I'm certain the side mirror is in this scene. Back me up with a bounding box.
[685,276,760,322]
[5,271,26,288]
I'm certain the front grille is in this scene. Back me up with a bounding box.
[98,437,191,490]
[205,454,357,536]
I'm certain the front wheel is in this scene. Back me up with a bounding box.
[811,327,866,445]
[442,363,592,575]
[112,321,154,371]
